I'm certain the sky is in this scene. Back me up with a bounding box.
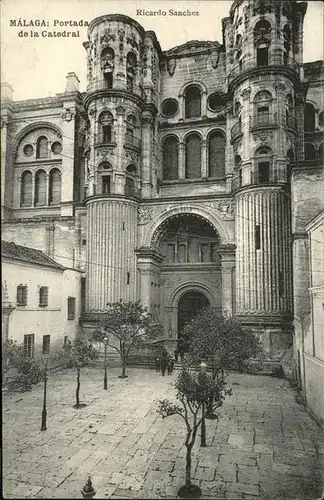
[1,0,323,101]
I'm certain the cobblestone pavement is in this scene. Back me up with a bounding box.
[2,367,323,500]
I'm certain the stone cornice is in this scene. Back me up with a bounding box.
[84,89,143,110]
[135,246,164,263]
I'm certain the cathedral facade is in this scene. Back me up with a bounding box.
[1,0,323,360]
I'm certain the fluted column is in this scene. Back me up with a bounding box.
[235,187,292,317]
[86,198,137,311]
[219,244,236,316]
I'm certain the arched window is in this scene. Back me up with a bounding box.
[162,136,179,180]
[125,115,137,146]
[100,47,114,88]
[20,171,32,207]
[49,168,61,204]
[255,147,271,183]
[305,143,315,161]
[126,164,137,174]
[36,136,48,159]
[126,52,137,92]
[235,155,242,169]
[98,112,113,143]
[319,143,324,163]
[98,161,112,170]
[254,20,271,67]
[254,90,272,125]
[35,170,46,206]
[208,131,225,178]
[184,86,201,119]
[185,133,201,179]
[125,176,135,197]
[304,103,315,132]
[287,148,295,163]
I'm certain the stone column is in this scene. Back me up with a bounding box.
[201,140,208,178]
[60,105,76,216]
[141,111,154,198]
[136,248,163,312]
[178,143,185,179]
[218,244,236,316]
[45,173,50,206]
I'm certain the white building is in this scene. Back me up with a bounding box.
[2,241,82,366]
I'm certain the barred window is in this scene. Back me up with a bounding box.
[36,136,48,159]
[24,334,35,358]
[35,170,46,206]
[39,286,49,307]
[17,285,28,306]
[42,335,50,354]
[49,168,61,204]
[162,136,179,180]
[67,296,76,320]
[208,131,225,178]
[185,133,201,179]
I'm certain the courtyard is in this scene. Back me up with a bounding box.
[2,366,323,500]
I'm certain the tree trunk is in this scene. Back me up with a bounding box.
[76,368,80,407]
[185,444,193,487]
[121,360,127,378]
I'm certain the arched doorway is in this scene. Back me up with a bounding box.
[178,290,209,337]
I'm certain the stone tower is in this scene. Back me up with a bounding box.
[82,15,161,320]
[224,0,308,355]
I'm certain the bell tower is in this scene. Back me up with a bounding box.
[82,15,160,320]
[225,0,308,355]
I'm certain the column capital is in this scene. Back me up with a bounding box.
[218,243,236,255]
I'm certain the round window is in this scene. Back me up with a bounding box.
[319,111,324,126]
[161,99,179,118]
[23,144,34,157]
[208,93,226,112]
[51,142,62,155]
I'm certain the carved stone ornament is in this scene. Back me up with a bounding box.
[252,131,273,142]
[241,87,251,100]
[118,29,125,41]
[96,147,115,157]
[166,58,176,76]
[211,200,234,219]
[61,109,74,122]
[100,29,115,45]
[209,51,219,69]
[88,106,96,117]
[126,33,138,50]
[116,106,126,115]
[273,81,286,92]
[138,206,153,225]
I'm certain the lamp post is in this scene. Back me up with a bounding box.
[200,361,207,447]
[103,336,108,390]
[41,352,49,431]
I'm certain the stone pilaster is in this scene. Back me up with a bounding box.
[141,111,154,198]
[218,244,236,316]
[136,247,163,312]
[60,105,76,216]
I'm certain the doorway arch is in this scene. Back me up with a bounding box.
[178,290,210,337]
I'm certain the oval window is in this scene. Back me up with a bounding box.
[51,142,63,155]
[161,99,179,118]
[208,93,226,112]
[23,144,34,157]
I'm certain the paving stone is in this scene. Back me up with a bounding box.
[237,465,260,485]
[226,481,259,496]
[2,368,323,500]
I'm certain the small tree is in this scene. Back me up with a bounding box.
[183,308,260,416]
[63,339,98,408]
[157,367,231,499]
[4,339,43,392]
[95,300,162,378]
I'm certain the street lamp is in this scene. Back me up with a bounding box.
[103,336,108,390]
[41,352,49,431]
[200,361,207,447]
